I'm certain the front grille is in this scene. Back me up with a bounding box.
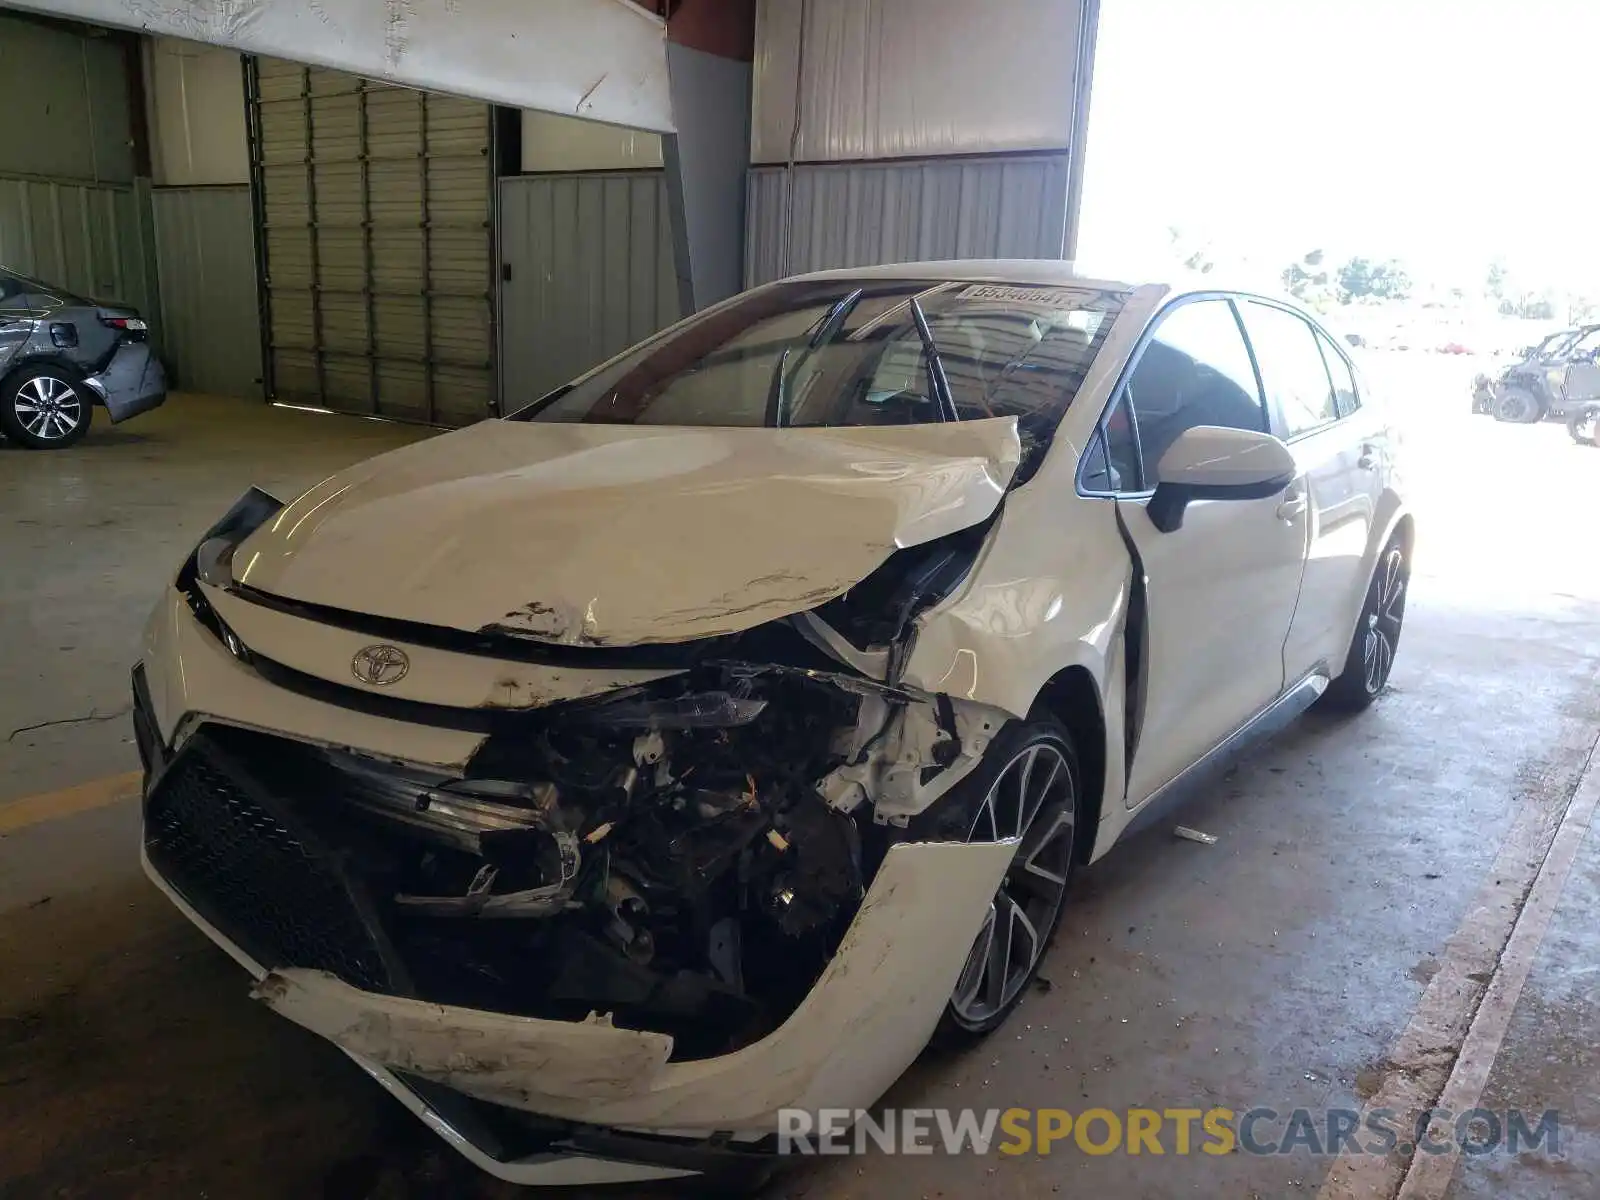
[144,727,404,994]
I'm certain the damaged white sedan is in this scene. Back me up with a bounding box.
[132,262,1409,1187]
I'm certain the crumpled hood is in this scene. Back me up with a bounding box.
[234,417,1021,646]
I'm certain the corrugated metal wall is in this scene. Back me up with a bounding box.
[744,154,1070,286]
[0,176,156,317]
[744,0,1097,286]
[251,57,495,424]
[750,0,1085,162]
[0,15,134,184]
[498,171,679,407]
[0,15,158,326]
[149,186,261,397]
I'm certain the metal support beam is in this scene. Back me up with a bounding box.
[10,0,675,133]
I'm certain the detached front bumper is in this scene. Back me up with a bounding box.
[130,597,1016,1186]
[85,341,167,424]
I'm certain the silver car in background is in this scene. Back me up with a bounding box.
[0,267,167,449]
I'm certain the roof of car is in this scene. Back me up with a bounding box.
[785,258,1141,291]
[782,258,1305,307]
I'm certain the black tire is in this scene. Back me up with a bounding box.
[0,364,93,449]
[1322,537,1408,712]
[917,719,1079,1047]
[1492,387,1540,424]
[1568,406,1599,446]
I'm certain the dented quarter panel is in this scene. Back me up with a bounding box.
[229,417,1021,646]
[252,839,1016,1130]
[140,589,486,768]
[904,464,1132,721]
[202,583,682,710]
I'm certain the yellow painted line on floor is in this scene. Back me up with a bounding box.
[0,770,143,835]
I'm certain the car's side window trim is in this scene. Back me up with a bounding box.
[1310,324,1362,420]
[1076,291,1269,498]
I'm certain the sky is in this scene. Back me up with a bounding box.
[1075,0,1600,296]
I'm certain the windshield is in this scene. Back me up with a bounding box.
[512,278,1126,473]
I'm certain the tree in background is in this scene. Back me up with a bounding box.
[1281,248,1334,307]
[1166,225,1216,275]
[1485,259,1509,305]
[1501,293,1556,320]
[1336,257,1411,303]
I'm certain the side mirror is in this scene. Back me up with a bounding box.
[1147,425,1297,533]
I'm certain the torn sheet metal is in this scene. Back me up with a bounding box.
[19,0,674,133]
[251,839,1015,1129]
[230,417,1022,648]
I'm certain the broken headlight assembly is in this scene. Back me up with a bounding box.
[814,519,993,652]
[171,487,282,657]
[177,486,284,592]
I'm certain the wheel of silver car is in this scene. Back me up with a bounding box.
[938,726,1078,1040]
[1323,538,1408,711]
[1492,387,1539,424]
[0,366,92,449]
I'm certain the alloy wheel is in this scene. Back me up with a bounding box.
[1362,546,1407,695]
[948,741,1075,1027]
[13,375,83,441]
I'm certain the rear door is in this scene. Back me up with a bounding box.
[1085,297,1310,808]
[1238,300,1373,681]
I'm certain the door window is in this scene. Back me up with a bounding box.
[1240,301,1339,437]
[1315,329,1361,418]
[1103,298,1266,491]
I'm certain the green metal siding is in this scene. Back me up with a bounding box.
[0,16,156,333]
[498,172,679,408]
[151,186,261,398]
[0,174,155,319]
[0,16,133,184]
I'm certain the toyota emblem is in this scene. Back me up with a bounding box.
[351,644,410,686]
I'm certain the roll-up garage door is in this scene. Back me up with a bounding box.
[248,58,494,424]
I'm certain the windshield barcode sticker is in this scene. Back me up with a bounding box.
[956,284,1082,306]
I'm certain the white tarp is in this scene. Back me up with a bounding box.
[751,0,1086,163]
[10,0,676,133]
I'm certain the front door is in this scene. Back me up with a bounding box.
[1098,298,1309,808]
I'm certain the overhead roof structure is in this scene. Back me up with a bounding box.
[8,0,676,131]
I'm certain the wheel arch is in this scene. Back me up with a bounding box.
[1029,664,1106,866]
[3,354,91,392]
[1391,511,1415,562]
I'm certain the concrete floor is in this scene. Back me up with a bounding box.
[2,382,1598,1199]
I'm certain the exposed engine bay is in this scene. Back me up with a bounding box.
[170,661,975,1062]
